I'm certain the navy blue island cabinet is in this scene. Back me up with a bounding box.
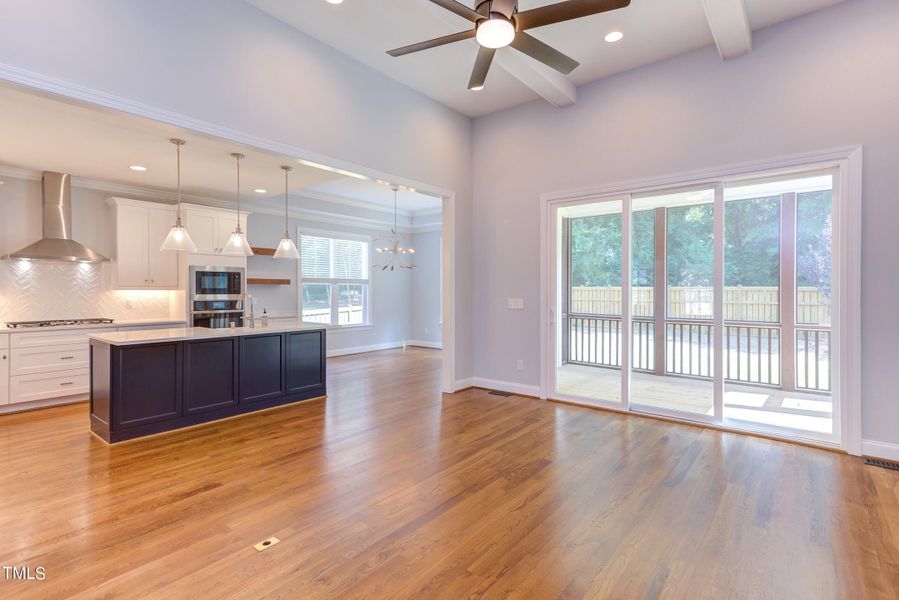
[89,327,326,443]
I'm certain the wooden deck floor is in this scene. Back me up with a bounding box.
[558,363,834,438]
[0,347,896,598]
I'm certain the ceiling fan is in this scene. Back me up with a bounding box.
[387,0,631,90]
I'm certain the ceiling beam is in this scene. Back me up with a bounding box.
[420,2,577,107]
[700,0,752,60]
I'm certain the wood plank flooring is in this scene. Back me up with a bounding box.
[0,347,896,598]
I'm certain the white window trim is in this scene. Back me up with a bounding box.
[297,226,373,329]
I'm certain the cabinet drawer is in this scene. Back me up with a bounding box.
[10,369,89,404]
[11,343,89,376]
[11,328,106,349]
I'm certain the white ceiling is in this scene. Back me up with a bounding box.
[247,0,845,117]
[0,83,442,214]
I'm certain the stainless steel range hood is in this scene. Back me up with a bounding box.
[3,172,109,263]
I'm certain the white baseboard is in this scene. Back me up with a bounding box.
[862,439,899,462]
[405,340,442,349]
[471,377,542,398]
[454,377,474,391]
[327,341,405,358]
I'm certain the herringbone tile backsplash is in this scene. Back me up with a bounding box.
[0,261,176,323]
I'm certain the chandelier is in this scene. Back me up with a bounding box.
[374,186,415,271]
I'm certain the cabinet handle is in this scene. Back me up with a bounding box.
[59,381,75,386]
[60,356,75,360]
[1,355,6,360]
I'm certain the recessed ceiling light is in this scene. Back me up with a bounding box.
[129,165,147,171]
[325,0,343,4]
[254,188,268,194]
[604,31,624,43]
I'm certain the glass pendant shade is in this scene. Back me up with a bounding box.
[225,226,254,256]
[273,234,300,259]
[160,138,197,252]
[160,216,197,252]
[273,165,299,259]
[224,152,254,256]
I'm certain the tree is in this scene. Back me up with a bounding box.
[797,191,833,299]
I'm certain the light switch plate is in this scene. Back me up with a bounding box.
[507,299,524,310]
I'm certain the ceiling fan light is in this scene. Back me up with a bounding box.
[476,15,515,49]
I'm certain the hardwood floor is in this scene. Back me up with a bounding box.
[0,347,897,598]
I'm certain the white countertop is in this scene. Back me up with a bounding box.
[89,321,326,346]
[2,319,186,332]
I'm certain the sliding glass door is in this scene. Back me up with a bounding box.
[554,197,626,408]
[548,165,839,446]
[629,186,721,421]
[721,173,836,442]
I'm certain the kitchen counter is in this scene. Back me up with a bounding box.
[88,321,325,345]
[89,324,327,443]
[3,319,186,332]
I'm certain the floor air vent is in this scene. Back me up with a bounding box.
[863,457,899,471]
[488,390,514,397]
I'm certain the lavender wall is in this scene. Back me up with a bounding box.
[472,0,899,448]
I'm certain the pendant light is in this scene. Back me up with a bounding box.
[224,152,254,256]
[160,138,198,252]
[374,186,415,271]
[273,165,300,259]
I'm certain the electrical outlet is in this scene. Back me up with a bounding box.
[424,328,429,335]
[508,299,524,310]
[516,359,524,371]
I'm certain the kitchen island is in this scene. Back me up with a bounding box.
[89,323,326,443]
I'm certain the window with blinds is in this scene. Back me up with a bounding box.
[300,233,370,327]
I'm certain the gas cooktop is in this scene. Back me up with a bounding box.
[5,318,115,329]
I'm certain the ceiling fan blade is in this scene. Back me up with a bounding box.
[428,0,482,22]
[468,46,496,90]
[387,29,476,57]
[511,32,579,74]
[515,0,630,30]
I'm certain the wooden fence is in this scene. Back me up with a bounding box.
[571,286,830,324]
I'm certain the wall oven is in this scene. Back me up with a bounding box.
[189,266,245,328]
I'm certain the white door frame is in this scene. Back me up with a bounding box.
[539,146,863,455]
[0,68,460,394]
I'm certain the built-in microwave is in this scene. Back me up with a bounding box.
[189,266,245,300]
[189,266,246,329]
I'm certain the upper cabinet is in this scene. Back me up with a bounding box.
[108,199,252,290]
[109,198,179,289]
[182,204,249,255]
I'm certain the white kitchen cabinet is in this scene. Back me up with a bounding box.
[182,203,249,255]
[109,198,179,289]
[10,328,106,349]
[9,368,89,404]
[185,208,218,254]
[10,343,89,377]
[0,334,9,406]
[147,206,180,286]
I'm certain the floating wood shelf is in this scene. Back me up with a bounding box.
[250,247,276,256]
[247,278,291,286]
